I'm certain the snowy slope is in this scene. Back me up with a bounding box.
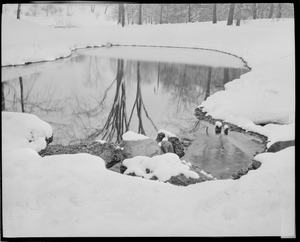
[2,112,295,236]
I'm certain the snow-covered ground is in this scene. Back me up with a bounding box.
[1,10,295,237]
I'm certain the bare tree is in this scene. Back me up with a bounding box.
[268,3,274,18]
[17,4,21,19]
[160,4,163,24]
[236,3,243,26]
[252,3,257,19]
[213,4,217,24]
[276,3,282,19]
[187,4,191,22]
[91,4,96,13]
[118,4,121,25]
[104,5,109,14]
[138,4,142,25]
[227,4,235,25]
[120,4,125,27]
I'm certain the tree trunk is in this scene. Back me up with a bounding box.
[2,82,5,111]
[160,4,163,24]
[276,3,282,19]
[19,77,25,112]
[252,3,257,20]
[213,4,217,24]
[236,4,243,26]
[138,4,142,25]
[268,3,274,18]
[227,4,235,25]
[118,4,121,25]
[188,4,191,22]
[104,5,108,14]
[121,4,125,27]
[17,4,21,19]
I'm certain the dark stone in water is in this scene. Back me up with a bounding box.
[156,132,166,143]
[46,135,53,145]
[120,164,127,174]
[156,132,187,158]
[251,159,262,169]
[160,140,174,154]
[215,126,222,134]
[224,127,229,135]
[168,137,185,158]
[267,140,294,153]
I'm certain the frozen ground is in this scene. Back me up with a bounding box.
[1,11,295,237]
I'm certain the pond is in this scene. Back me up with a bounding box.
[2,46,265,179]
[1,46,250,146]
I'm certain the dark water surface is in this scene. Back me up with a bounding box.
[2,46,249,146]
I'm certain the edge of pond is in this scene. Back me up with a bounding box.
[1,43,251,71]
[5,43,269,181]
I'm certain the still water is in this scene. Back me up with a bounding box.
[2,46,249,145]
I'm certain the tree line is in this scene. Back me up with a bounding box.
[116,3,293,27]
[13,3,294,27]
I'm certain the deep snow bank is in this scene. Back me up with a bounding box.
[1,111,295,237]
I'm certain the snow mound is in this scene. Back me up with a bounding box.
[122,131,149,141]
[2,111,53,152]
[123,153,199,182]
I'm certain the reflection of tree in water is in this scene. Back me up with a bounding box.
[3,73,63,114]
[127,61,158,135]
[157,62,249,133]
[159,63,203,113]
[85,56,101,88]
[88,60,157,143]
[2,55,249,144]
[2,82,6,111]
[159,63,248,111]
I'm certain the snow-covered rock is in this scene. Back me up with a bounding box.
[123,153,199,182]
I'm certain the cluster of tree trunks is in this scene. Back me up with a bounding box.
[15,3,285,26]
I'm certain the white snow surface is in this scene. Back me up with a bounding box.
[2,111,53,152]
[2,112,295,237]
[1,13,295,237]
[123,153,199,182]
[122,131,149,141]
